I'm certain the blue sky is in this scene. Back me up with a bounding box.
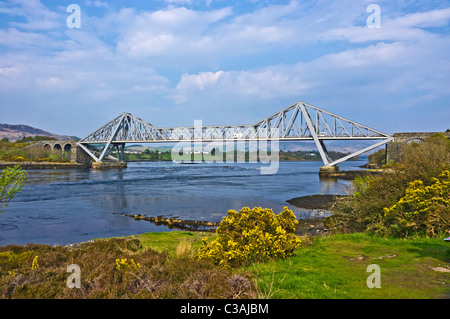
[0,0,449,138]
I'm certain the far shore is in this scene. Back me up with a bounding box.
[0,160,88,169]
[1,158,368,170]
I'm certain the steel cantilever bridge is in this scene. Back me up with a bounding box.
[77,100,393,167]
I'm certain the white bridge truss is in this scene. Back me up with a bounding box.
[78,100,393,167]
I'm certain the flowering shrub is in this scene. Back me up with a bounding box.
[325,134,450,236]
[115,258,141,271]
[197,207,301,268]
[31,256,39,270]
[383,170,450,237]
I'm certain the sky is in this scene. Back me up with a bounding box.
[0,0,449,138]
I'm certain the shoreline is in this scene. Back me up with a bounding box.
[287,194,347,236]
[0,161,88,169]
[319,169,383,180]
[120,194,346,237]
[286,194,346,211]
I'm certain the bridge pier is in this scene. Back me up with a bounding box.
[318,165,339,178]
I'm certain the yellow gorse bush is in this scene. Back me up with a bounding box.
[383,170,450,237]
[115,258,141,271]
[31,256,39,270]
[197,207,301,268]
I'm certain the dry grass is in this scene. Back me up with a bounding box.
[0,237,256,299]
[175,239,195,258]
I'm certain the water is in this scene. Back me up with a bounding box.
[0,161,363,246]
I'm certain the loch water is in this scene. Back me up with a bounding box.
[0,161,364,246]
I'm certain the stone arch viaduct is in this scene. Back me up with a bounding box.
[386,132,450,163]
[31,140,91,165]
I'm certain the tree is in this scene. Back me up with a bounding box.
[368,149,386,165]
[0,165,26,214]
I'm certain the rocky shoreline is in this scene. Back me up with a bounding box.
[0,161,88,169]
[287,194,346,210]
[287,194,347,236]
[122,194,346,237]
[124,214,220,232]
[319,168,384,180]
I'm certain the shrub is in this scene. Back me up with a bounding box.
[368,149,386,166]
[400,133,450,185]
[383,170,450,237]
[325,134,450,237]
[197,207,301,268]
[0,165,26,214]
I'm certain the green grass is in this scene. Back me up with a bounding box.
[245,233,450,299]
[127,231,450,299]
[131,231,209,256]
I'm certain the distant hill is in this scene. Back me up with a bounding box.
[0,123,74,142]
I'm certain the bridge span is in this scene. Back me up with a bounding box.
[77,100,393,168]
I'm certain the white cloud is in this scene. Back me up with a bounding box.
[322,7,450,43]
[163,0,193,5]
[395,7,450,28]
[0,0,62,30]
[116,6,233,60]
[171,32,450,127]
[85,1,111,9]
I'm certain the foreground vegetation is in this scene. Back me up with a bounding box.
[0,231,448,299]
[0,233,256,299]
[326,133,450,238]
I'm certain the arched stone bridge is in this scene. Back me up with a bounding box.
[31,140,91,165]
[386,132,450,163]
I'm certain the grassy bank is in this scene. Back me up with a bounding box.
[246,233,450,299]
[0,231,448,299]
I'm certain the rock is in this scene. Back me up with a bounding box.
[432,266,450,273]
[287,194,346,211]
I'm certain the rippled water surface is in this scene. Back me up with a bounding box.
[0,161,363,246]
